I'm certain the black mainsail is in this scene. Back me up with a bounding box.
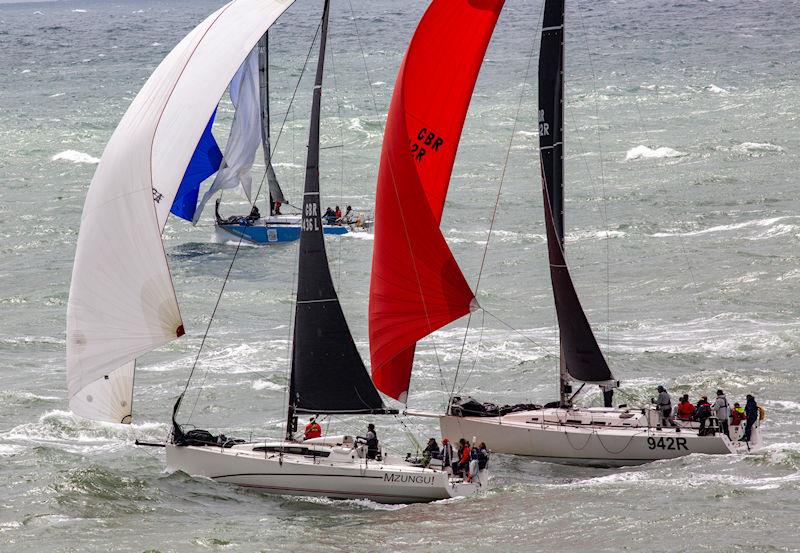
[258,31,286,214]
[287,0,391,437]
[538,0,614,403]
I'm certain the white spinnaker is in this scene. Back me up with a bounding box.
[67,0,295,424]
[194,48,262,223]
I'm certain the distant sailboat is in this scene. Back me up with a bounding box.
[369,0,763,466]
[67,0,485,503]
[207,31,354,244]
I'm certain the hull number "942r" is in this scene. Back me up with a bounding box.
[647,436,688,450]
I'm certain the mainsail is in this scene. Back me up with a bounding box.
[538,0,614,389]
[67,0,295,424]
[288,0,390,431]
[368,0,504,403]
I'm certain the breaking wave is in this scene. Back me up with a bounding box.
[51,150,100,164]
[625,145,687,161]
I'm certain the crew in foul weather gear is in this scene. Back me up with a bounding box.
[712,389,731,438]
[677,394,696,420]
[731,402,746,426]
[656,386,674,426]
[365,423,379,459]
[304,417,322,440]
[741,394,758,442]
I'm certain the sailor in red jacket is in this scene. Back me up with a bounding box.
[304,417,322,440]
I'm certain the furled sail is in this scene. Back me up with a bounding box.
[369,0,504,402]
[538,0,614,385]
[67,0,295,424]
[194,47,263,222]
[289,0,390,419]
[258,32,287,211]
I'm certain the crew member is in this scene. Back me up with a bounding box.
[656,385,674,426]
[731,402,746,426]
[600,383,615,408]
[365,423,379,459]
[247,204,261,223]
[712,389,731,438]
[740,394,758,442]
[304,417,322,440]
[677,394,696,421]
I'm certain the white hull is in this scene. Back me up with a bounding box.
[165,440,485,504]
[438,407,763,467]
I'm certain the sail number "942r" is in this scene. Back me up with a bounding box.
[647,436,688,450]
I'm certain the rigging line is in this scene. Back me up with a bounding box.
[179,20,324,425]
[450,3,541,403]
[348,0,448,392]
[482,307,558,358]
[576,6,612,351]
[456,308,487,395]
[328,18,346,288]
[347,0,384,133]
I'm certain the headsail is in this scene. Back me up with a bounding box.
[67,0,295,424]
[258,32,287,212]
[194,46,263,222]
[288,0,390,429]
[538,0,614,387]
[368,0,504,402]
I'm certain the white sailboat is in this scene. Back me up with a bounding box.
[67,0,485,504]
[368,0,763,467]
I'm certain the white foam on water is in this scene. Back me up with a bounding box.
[51,150,100,164]
[71,9,87,13]
[0,444,25,457]
[625,145,687,161]
[3,410,168,454]
[341,231,374,240]
[652,216,796,238]
[251,379,282,391]
[731,142,784,155]
[705,84,729,94]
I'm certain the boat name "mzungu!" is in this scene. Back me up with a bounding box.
[383,473,435,485]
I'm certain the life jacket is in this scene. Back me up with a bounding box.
[459,446,471,465]
[304,422,321,439]
[731,408,745,425]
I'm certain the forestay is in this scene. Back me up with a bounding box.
[368,0,504,403]
[67,0,295,424]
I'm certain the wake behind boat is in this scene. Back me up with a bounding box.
[67,0,486,504]
[368,0,765,467]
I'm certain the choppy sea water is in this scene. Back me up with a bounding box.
[2,0,800,551]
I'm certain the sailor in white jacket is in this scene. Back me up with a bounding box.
[712,389,731,438]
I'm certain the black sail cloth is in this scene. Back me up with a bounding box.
[538,0,614,385]
[289,0,391,419]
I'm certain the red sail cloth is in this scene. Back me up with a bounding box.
[369,0,504,401]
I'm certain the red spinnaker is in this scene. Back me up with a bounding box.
[369,0,504,402]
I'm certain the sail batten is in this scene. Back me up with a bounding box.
[538,0,614,387]
[67,0,296,424]
[369,0,504,402]
[288,0,388,421]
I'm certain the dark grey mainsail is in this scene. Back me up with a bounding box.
[538,0,614,403]
[287,0,391,437]
[258,31,286,214]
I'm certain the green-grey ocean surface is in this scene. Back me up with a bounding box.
[1,0,799,551]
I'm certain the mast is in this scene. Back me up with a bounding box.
[286,0,390,439]
[538,0,614,406]
[258,31,286,215]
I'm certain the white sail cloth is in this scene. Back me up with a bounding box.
[193,48,263,223]
[67,0,295,424]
